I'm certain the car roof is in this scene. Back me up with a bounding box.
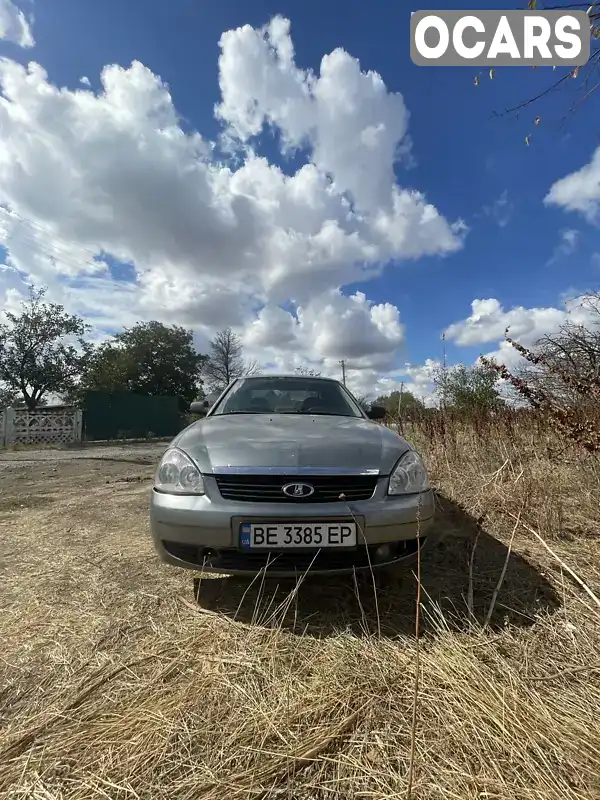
[236,374,342,383]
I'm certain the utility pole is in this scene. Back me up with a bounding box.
[397,381,405,435]
[339,359,346,385]
[398,381,404,416]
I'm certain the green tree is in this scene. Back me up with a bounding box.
[0,286,91,410]
[0,385,18,408]
[77,321,206,410]
[375,389,425,415]
[202,328,259,391]
[432,362,503,414]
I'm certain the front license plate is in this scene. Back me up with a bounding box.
[239,522,357,549]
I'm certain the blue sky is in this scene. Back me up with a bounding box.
[0,0,599,398]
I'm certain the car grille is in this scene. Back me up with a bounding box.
[215,547,377,572]
[213,474,378,503]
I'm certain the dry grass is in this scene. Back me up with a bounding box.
[0,417,599,799]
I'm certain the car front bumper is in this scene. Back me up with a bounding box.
[149,475,435,577]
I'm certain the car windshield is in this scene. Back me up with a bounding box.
[212,377,364,417]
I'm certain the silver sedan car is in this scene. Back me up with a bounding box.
[150,375,434,578]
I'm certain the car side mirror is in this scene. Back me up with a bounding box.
[367,405,386,421]
[190,399,210,416]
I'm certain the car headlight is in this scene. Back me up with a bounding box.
[154,448,205,495]
[388,450,430,495]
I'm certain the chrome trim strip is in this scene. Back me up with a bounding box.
[209,466,380,476]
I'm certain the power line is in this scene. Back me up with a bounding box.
[0,216,182,321]
[0,207,112,277]
[0,228,104,277]
[0,209,185,319]
[0,219,186,324]
[0,206,104,262]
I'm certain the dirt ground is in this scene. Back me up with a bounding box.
[0,442,598,799]
[0,443,173,608]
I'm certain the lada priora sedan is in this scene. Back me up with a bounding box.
[150,375,434,578]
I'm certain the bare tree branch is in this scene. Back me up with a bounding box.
[202,328,259,390]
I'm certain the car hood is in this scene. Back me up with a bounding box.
[173,414,410,475]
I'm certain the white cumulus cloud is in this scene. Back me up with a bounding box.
[217,16,411,214]
[0,0,33,48]
[443,298,569,347]
[545,146,600,224]
[444,294,600,374]
[244,290,404,367]
[0,16,465,397]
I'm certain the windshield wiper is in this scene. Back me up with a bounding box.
[217,411,266,415]
[298,411,356,417]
